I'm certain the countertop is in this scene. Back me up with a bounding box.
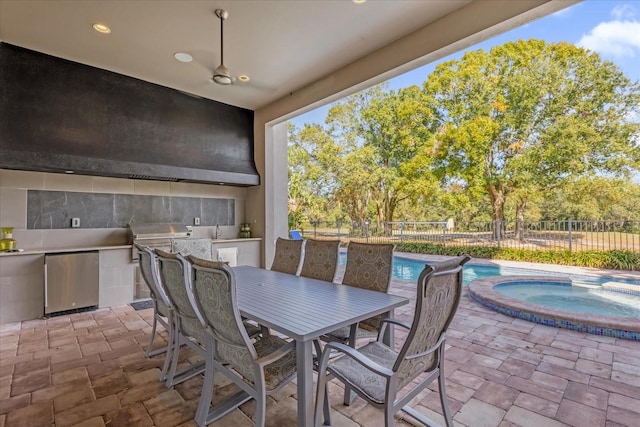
[0,237,262,257]
[0,245,131,257]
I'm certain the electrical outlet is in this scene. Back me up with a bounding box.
[194,217,200,226]
[71,217,80,228]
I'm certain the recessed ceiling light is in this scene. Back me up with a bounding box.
[238,75,250,82]
[353,0,367,3]
[92,23,111,34]
[174,52,193,63]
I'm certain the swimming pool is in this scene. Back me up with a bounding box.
[341,253,640,339]
[468,277,640,341]
[338,253,640,286]
[387,255,640,287]
[494,281,640,317]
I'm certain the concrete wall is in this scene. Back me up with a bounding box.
[0,168,250,249]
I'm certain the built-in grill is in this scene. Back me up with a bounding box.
[127,223,191,261]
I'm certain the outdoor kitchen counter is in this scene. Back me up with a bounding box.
[0,239,263,324]
[0,245,134,324]
[0,244,131,257]
[0,237,262,256]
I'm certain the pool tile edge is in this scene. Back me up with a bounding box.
[468,276,640,341]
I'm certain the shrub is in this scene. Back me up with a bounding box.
[394,242,640,271]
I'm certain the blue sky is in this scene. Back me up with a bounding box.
[291,1,640,127]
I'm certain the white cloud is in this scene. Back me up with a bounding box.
[611,4,637,20]
[578,20,640,58]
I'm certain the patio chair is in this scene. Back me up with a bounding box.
[322,242,394,343]
[135,244,174,382]
[155,249,207,387]
[299,239,340,282]
[155,250,263,387]
[314,255,471,427]
[186,257,299,427]
[270,237,303,275]
[318,241,394,404]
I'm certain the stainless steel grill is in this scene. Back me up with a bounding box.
[128,223,191,261]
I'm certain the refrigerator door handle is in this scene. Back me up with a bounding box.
[44,262,48,308]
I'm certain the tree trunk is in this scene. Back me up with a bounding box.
[488,183,506,241]
[515,201,526,241]
[384,194,396,237]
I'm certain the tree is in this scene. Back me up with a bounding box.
[424,39,640,238]
[326,84,438,234]
[542,176,640,221]
[287,123,335,229]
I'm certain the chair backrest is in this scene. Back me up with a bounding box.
[299,239,340,282]
[188,256,259,384]
[155,249,203,340]
[171,238,213,260]
[341,242,394,330]
[135,243,170,306]
[342,242,394,292]
[270,237,303,275]
[394,255,470,390]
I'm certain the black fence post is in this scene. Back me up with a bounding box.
[568,218,572,252]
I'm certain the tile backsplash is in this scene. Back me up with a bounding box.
[27,190,234,229]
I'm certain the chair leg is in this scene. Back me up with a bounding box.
[322,385,331,426]
[166,329,183,387]
[314,376,327,427]
[385,406,394,427]
[343,326,358,405]
[343,386,355,406]
[159,318,175,381]
[315,353,333,427]
[145,312,159,358]
[255,393,266,427]
[438,371,454,427]
[195,355,215,427]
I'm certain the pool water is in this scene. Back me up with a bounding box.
[495,282,640,317]
[385,255,640,287]
[339,253,640,317]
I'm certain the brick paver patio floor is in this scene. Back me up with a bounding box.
[1,256,639,426]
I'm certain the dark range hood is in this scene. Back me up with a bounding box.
[0,43,260,186]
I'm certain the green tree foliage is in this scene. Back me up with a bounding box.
[423,39,640,233]
[325,85,438,233]
[288,39,640,231]
[287,122,334,229]
[541,176,640,221]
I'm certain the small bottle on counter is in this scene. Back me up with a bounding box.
[215,224,222,240]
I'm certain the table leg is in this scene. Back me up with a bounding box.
[381,309,394,347]
[296,339,313,427]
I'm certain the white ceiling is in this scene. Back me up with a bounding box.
[0,0,474,111]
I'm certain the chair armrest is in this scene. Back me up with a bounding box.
[321,342,394,378]
[381,318,411,330]
[377,318,411,342]
[256,340,296,367]
[405,333,446,360]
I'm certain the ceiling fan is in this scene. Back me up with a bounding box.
[211,9,235,86]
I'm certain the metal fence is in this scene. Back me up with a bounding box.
[296,220,640,252]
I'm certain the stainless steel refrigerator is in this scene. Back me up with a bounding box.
[45,251,99,314]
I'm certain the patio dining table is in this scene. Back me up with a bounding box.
[233,265,409,427]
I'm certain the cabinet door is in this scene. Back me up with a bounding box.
[0,255,44,323]
[45,252,99,314]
